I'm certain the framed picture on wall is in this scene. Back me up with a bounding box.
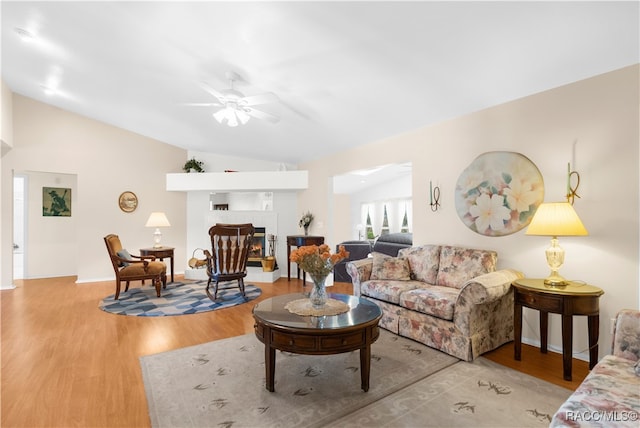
[43,187,71,217]
[118,191,138,213]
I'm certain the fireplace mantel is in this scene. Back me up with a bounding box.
[166,170,308,192]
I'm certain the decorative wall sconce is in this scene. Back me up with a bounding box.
[566,162,581,205]
[429,180,441,212]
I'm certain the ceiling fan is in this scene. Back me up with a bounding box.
[186,71,280,127]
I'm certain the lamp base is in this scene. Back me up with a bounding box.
[544,237,568,287]
[153,228,162,248]
[544,270,569,287]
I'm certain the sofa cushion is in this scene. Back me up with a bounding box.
[398,245,441,283]
[120,260,165,276]
[399,285,459,320]
[370,252,411,281]
[360,279,422,304]
[436,246,497,288]
[550,354,640,427]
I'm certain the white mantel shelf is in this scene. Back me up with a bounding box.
[166,170,308,192]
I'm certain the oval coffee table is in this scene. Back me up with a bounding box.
[253,293,382,392]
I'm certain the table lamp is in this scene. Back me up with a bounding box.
[525,202,588,286]
[145,212,171,248]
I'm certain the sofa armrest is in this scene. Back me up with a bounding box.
[457,269,524,305]
[346,258,373,297]
[612,309,640,361]
[453,269,523,337]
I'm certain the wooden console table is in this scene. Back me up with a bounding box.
[286,235,324,283]
[512,278,604,381]
[140,246,174,283]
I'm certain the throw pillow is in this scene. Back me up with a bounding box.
[116,249,133,267]
[436,246,497,288]
[398,245,441,284]
[370,252,411,281]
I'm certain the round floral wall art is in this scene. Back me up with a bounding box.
[455,151,544,237]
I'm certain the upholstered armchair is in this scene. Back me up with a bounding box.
[104,234,167,300]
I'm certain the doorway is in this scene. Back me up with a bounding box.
[13,174,26,279]
[12,170,78,279]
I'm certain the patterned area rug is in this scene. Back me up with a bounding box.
[140,330,458,427]
[140,331,572,427]
[335,357,572,427]
[99,280,261,316]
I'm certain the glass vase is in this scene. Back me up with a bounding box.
[309,274,328,309]
[304,225,309,236]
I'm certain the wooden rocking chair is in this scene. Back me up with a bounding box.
[204,223,255,301]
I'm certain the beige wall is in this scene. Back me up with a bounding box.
[1,79,15,288]
[300,65,640,360]
[2,94,187,282]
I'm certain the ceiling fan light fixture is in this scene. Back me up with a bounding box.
[193,72,279,126]
[226,108,239,127]
[213,109,226,124]
[236,109,250,125]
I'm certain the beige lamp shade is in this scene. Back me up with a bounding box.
[526,202,588,237]
[145,212,171,228]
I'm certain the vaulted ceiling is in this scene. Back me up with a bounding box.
[2,1,638,164]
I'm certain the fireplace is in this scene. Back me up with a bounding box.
[204,211,279,275]
[247,227,266,267]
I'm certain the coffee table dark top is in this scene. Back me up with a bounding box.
[253,293,382,331]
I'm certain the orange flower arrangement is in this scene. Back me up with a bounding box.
[289,244,350,279]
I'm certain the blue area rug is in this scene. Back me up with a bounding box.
[99,280,261,316]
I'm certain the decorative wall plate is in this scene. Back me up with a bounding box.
[118,191,138,213]
[455,151,544,236]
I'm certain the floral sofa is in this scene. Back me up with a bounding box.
[347,244,523,361]
[550,309,640,427]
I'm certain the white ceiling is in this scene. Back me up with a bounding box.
[2,1,638,165]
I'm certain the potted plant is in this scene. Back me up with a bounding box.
[183,158,204,173]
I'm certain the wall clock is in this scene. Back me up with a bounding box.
[118,191,138,213]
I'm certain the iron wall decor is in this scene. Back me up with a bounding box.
[566,162,581,205]
[429,180,441,212]
[455,151,544,236]
[43,187,71,217]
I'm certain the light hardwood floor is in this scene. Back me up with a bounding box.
[1,276,588,427]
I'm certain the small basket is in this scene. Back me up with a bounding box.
[188,248,207,269]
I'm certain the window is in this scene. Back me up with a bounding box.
[381,204,390,236]
[361,199,411,238]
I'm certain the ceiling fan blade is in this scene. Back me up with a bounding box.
[246,107,280,123]
[182,102,222,107]
[197,81,227,103]
[241,92,279,106]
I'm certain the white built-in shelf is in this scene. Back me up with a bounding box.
[166,171,308,192]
